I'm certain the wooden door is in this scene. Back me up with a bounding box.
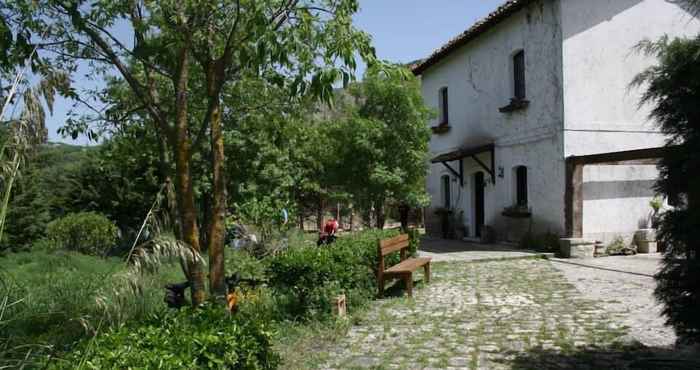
[474,172,485,237]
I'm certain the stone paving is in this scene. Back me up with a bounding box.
[549,254,677,348]
[418,237,541,262]
[320,259,635,370]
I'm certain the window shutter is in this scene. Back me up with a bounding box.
[513,51,525,100]
[441,87,449,124]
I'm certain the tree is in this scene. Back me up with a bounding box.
[633,35,700,344]
[328,68,433,229]
[4,0,380,304]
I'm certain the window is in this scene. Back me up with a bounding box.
[513,50,525,100]
[442,175,451,208]
[515,166,528,206]
[439,87,449,125]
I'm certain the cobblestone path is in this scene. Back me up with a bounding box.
[320,259,635,370]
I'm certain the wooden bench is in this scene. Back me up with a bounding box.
[377,234,431,298]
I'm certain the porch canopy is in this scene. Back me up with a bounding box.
[431,143,495,187]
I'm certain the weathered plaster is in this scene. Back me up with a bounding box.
[422,0,699,242]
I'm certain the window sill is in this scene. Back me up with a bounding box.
[502,206,531,218]
[498,98,530,113]
[431,124,451,134]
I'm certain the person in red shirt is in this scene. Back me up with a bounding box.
[317,218,339,246]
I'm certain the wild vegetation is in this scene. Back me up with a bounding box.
[0,0,433,367]
[634,33,700,344]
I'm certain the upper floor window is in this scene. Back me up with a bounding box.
[515,165,528,206]
[513,50,526,100]
[439,87,449,125]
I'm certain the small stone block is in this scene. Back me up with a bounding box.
[559,238,595,259]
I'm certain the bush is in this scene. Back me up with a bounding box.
[407,228,421,256]
[519,231,560,253]
[46,212,118,256]
[53,304,279,369]
[606,236,636,256]
[266,229,399,318]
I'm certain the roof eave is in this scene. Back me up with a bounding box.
[411,0,533,76]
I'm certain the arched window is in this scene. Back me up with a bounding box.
[515,166,528,206]
[441,175,451,208]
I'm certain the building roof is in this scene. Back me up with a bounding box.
[412,0,534,76]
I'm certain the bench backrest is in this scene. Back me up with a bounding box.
[377,234,409,274]
[379,234,409,256]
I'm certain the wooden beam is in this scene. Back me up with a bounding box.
[471,155,495,184]
[568,147,670,166]
[564,160,583,238]
[440,161,464,188]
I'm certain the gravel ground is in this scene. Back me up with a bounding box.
[548,254,676,348]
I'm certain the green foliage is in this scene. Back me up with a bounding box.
[519,231,560,253]
[606,236,635,256]
[322,67,433,226]
[0,249,180,363]
[2,144,89,250]
[46,212,118,256]
[2,139,160,253]
[634,35,700,343]
[407,228,421,257]
[53,304,279,370]
[266,229,399,318]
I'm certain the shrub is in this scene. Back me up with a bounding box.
[606,236,636,256]
[53,304,279,369]
[519,231,559,253]
[266,229,399,318]
[46,212,118,256]
[407,228,421,256]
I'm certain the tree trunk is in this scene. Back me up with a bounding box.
[316,197,324,231]
[207,93,226,296]
[375,202,386,230]
[172,47,206,306]
[399,203,410,232]
[298,208,305,231]
[349,206,354,232]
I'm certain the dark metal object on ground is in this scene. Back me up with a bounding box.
[317,234,337,246]
[164,281,190,309]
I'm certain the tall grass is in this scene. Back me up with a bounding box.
[0,248,181,364]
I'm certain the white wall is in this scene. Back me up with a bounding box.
[561,0,700,156]
[582,164,658,243]
[560,0,699,241]
[423,0,566,238]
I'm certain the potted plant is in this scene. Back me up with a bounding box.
[502,204,531,218]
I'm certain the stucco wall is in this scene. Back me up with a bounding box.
[582,164,658,244]
[423,0,565,239]
[561,0,700,156]
[422,0,699,242]
[560,0,699,242]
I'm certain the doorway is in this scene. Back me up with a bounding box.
[474,172,485,238]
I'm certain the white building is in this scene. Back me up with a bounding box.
[414,0,699,243]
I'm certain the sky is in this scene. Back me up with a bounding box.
[43,0,506,145]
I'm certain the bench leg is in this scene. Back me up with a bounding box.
[378,276,385,298]
[424,263,431,284]
[404,274,413,298]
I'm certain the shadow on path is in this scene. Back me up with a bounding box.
[503,343,700,370]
